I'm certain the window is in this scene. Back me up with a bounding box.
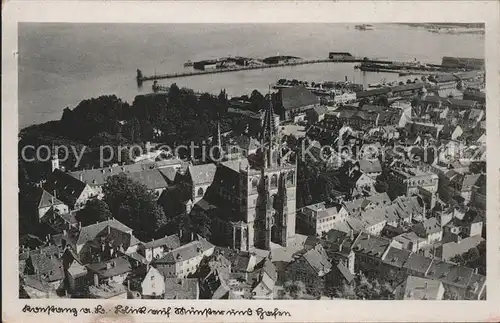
[197,187,204,197]
[271,174,278,188]
[151,276,155,280]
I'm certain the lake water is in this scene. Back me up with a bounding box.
[18,23,484,128]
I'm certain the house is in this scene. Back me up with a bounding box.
[127,169,169,198]
[141,266,166,298]
[307,105,329,124]
[61,219,136,265]
[402,253,434,277]
[86,256,132,287]
[138,234,181,263]
[413,217,442,245]
[164,278,199,299]
[36,189,69,221]
[279,86,320,121]
[284,244,332,296]
[44,169,98,210]
[21,275,65,299]
[425,261,474,298]
[386,164,439,200]
[23,246,65,296]
[214,247,257,280]
[154,239,215,279]
[395,276,445,300]
[351,232,392,272]
[185,164,217,203]
[448,173,482,204]
[435,235,485,262]
[392,232,425,252]
[298,202,348,236]
[65,255,88,296]
[67,163,159,198]
[249,257,277,300]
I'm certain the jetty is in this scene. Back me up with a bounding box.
[136,56,393,86]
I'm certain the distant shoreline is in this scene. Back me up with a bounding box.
[397,23,485,35]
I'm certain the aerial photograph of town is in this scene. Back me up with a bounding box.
[18,23,486,300]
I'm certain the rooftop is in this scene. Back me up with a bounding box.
[401,276,443,300]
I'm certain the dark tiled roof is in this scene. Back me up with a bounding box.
[426,261,473,288]
[390,83,424,93]
[76,219,132,247]
[29,251,64,282]
[336,263,354,283]
[127,169,168,190]
[382,247,411,268]
[402,276,443,300]
[142,234,180,250]
[69,163,158,187]
[351,232,391,258]
[156,240,214,264]
[403,253,433,275]
[414,217,441,237]
[44,169,87,207]
[280,86,319,111]
[356,87,391,98]
[302,245,332,276]
[159,167,178,182]
[86,256,132,278]
[164,278,199,299]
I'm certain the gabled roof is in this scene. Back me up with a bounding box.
[38,189,65,209]
[69,163,158,186]
[159,167,178,182]
[214,247,253,272]
[356,87,391,98]
[401,276,443,300]
[336,263,355,283]
[302,245,332,276]
[76,219,132,247]
[188,164,217,186]
[351,232,391,258]
[44,169,88,207]
[414,217,441,237]
[439,235,484,261]
[164,278,199,299]
[156,239,214,264]
[382,247,411,268]
[312,105,329,115]
[127,169,168,190]
[426,261,473,288]
[28,250,64,282]
[403,253,433,275]
[142,234,180,250]
[280,86,319,111]
[86,256,132,278]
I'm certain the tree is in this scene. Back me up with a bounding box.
[75,199,112,226]
[283,281,306,299]
[103,174,167,237]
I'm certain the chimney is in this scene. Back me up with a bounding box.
[107,226,111,235]
[94,274,99,286]
[63,229,67,237]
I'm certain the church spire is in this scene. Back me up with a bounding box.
[260,86,280,168]
[212,120,223,162]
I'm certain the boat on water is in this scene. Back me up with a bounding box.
[355,24,375,31]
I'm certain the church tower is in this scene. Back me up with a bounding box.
[251,90,296,250]
[51,146,60,172]
[211,121,223,162]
